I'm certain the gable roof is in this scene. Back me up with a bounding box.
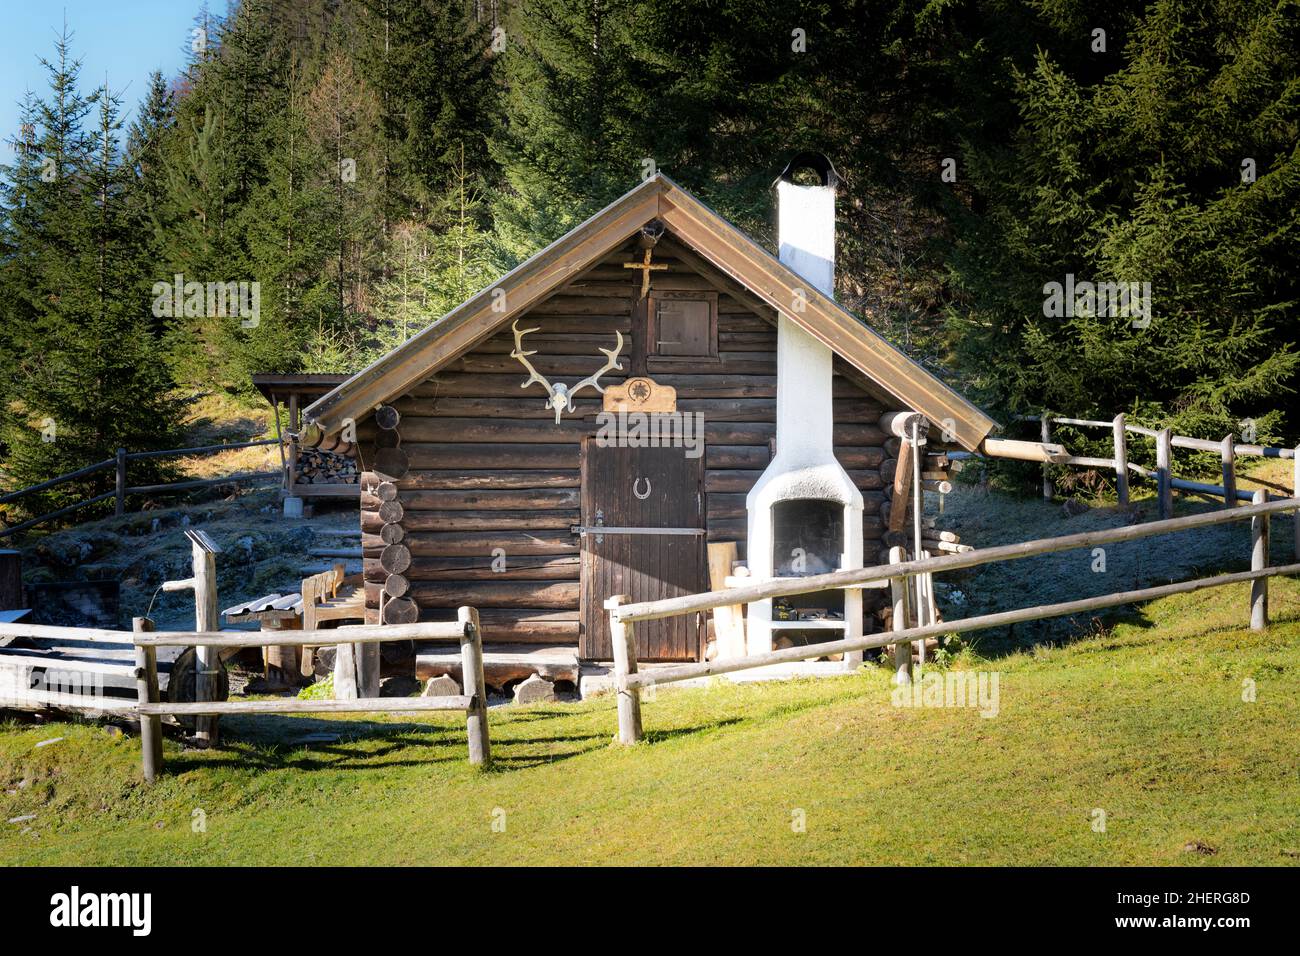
[302,174,998,450]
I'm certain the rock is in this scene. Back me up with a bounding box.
[103,725,124,739]
[513,673,557,705]
[1062,498,1090,517]
[233,535,256,564]
[380,675,422,698]
[422,674,462,697]
[1183,840,1216,855]
[8,815,36,824]
[34,737,63,749]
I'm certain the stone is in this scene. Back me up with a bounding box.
[1061,498,1090,517]
[422,674,462,697]
[379,675,421,698]
[512,673,557,705]
[283,496,304,518]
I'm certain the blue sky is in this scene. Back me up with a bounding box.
[0,1,206,143]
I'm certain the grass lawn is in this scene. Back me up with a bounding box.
[3,576,1298,866]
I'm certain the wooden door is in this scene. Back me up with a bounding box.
[580,441,706,661]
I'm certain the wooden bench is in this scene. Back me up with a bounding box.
[300,564,371,698]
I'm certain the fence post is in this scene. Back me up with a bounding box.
[606,594,643,744]
[1250,489,1269,630]
[192,537,220,746]
[889,546,912,685]
[1220,434,1237,509]
[1156,428,1173,519]
[1040,414,1053,500]
[457,606,491,768]
[1293,445,1299,562]
[1112,414,1129,507]
[133,617,163,783]
[114,448,127,517]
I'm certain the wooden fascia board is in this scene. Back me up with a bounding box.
[303,180,664,434]
[654,184,997,450]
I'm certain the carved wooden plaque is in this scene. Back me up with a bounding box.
[603,376,677,413]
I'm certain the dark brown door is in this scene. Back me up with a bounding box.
[580,440,706,661]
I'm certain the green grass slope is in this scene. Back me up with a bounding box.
[3,578,1298,866]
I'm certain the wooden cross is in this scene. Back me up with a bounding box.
[623,248,668,298]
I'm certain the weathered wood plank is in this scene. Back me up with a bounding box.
[362,488,580,511]
[377,469,579,490]
[361,530,579,556]
[364,555,580,582]
[367,580,579,610]
[362,509,577,533]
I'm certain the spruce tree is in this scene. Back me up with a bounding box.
[0,29,180,512]
[947,0,1299,440]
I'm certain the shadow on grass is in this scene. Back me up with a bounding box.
[160,711,619,775]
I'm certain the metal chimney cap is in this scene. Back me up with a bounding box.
[775,152,839,189]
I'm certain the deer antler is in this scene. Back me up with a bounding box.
[510,320,553,395]
[565,331,625,408]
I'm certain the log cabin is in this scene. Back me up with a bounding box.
[299,155,998,692]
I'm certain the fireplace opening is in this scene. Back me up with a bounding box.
[771,499,843,577]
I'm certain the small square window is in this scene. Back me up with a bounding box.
[649,292,717,359]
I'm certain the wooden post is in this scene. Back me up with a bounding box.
[457,606,491,767]
[1040,414,1053,500]
[0,549,21,611]
[889,439,915,533]
[706,541,744,658]
[606,595,643,744]
[1251,489,1269,630]
[1156,428,1173,519]
[1220,434,1236,509]
[114,448,127,517]
[1293,445,1298,562]
[889,546,911,685]
[192,537,220,745]
[133,617,162,782]
[1112,415,1129,506]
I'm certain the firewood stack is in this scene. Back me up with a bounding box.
[294,447,360,485]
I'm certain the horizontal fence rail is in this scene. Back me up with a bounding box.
[606,495,1299,744]
[0,438,280,538]
[997,412,1298,520]
[612,497,1300,624]
[131,609,491,780]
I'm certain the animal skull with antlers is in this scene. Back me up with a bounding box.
[511,320,625,424]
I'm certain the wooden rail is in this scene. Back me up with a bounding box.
[131,609,491,780]
[0,439,280,538]
[997,413,1298,522]
[605,497,1299,743]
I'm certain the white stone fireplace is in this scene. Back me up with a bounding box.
[743,155,864,660]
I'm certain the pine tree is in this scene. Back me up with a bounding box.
[371,142,497,357]
[947,0,1300,441]
[0,29,181,511]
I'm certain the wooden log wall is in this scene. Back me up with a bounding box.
[355,246,905,648]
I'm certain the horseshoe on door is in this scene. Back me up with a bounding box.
[633,477,652,500]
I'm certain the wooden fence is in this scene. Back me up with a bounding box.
[0,439,280,538]
[992,413,1298,523]
[131,608,491,780]
[604,495,1300,744]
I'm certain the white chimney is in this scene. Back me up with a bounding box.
[741,154,865,660]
